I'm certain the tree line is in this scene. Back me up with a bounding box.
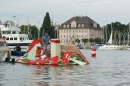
[20,12,55,40]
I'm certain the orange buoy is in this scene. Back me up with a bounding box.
[91,47,96,57]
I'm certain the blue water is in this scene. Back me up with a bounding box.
[0,49,130,86]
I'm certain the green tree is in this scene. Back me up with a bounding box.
[40,12,55,38]
[94,38,101,44]
[76,39,80,45]
[89,38,94,45]
[82,38,88,45]
[29,25,38,39]
[20,25,38,39]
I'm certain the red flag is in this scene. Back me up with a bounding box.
[61,51,72,65]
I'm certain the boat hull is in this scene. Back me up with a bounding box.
[98,45,123,50]
[0,46,10,61]
[7,42,32,51]
[127,47,130,50]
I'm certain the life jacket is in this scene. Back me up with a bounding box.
[36,48,41,56]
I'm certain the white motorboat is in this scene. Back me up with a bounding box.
[0,20,33,51]
[0,29,10,61]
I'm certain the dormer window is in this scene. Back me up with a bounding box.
[93,22,97,28]
[78,24,81,28]
[82,24,84,28]
[71,21,76,28]
[67,25,69,28]
[63,25,66,28]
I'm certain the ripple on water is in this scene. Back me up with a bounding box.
[0,49,130,86]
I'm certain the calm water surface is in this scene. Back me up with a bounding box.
[0,49,130,86]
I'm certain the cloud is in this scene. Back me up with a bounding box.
[0,0,130,26]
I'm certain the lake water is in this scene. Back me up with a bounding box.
[0,49,130,86]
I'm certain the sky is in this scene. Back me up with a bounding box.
[0,0,130,27]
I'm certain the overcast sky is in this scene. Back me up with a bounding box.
[0,0,130,27]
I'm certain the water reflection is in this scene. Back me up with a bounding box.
[31,65,90,86]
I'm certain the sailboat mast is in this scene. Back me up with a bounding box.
[106,25,107,43]
[128,22,130,45]
[119,31,121,45]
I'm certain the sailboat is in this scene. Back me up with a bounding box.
[98,24,123,50]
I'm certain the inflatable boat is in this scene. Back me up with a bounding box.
[11,51,27,56]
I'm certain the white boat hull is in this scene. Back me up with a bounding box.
[127,47,130,50]
[0,46,10,61]
[98,45,123,50]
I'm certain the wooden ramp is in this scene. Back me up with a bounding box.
[60,44,89,64]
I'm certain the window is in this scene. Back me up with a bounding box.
[10,38,13,40]
[12,31,16,34]
[6,38,9,40]
[14,37,17,40]
[20,37,22,40]
[82,24,84,28]
[64,25,66,28]
[78,24,81,28]
[67,25,69,28]
[93,22,97,28]
[71,21,76,28]
[2,31,6,34]
[7,31,11,34]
